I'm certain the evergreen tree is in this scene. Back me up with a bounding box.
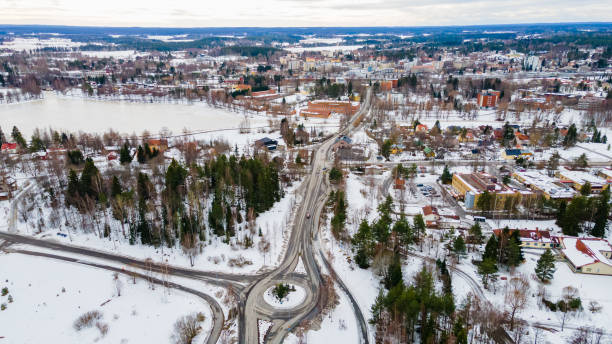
[392,215,413,248]
[478,258,498,288]
[380,139,392,160]
[165,159,187,213]
[137,172,150,201]
[383,254,403,290]
[11,126,27,149]
[563,124,578,147]
[547,151,560,174]
[592,187,610,238]
[413,213,426,247]
[580,181,591,196]
[452,236,467,258]
[225,204,235,237]
[330,190,347,238]
[208,190,225,236]
[79,158,99,199]
[506,239,523,268]
[0,126,5,145]
[556,200,567,227]
[137,145,146,164]
[353,219,374,268]
[373,196,393,245]
[535,248,556,282]
[66,169,79,203]
[483,235,499,261]
[440,165,453,184]
[501,122,515,147]
[468,223,483,246]
[119,143,132,164]
[110,176,122,198]
[476,190,494,213]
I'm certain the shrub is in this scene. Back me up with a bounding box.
[1,287,8,296]
[171,314,202,344]
[73,310,103,331]
[271,283,295,301]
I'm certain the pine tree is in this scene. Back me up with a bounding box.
[580,181,592,196]
[0,126,5,145]
[79,158,99,199]
[137,145,146,163]
[11,126,27,149]
[535,248,556,282]
[478,258,498,288]
[392,215,413,248]
[413,213,426,248]
[119,143,132,164]
[592,187,610,238]
[66,169,80,204]
[453,236,467,258]
[483,235,498,261]
[353,219,374,269]
[441,165,453,184]
[383,254,403,290]
[110,176,122,198]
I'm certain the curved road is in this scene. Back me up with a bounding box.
[0,88,374,344]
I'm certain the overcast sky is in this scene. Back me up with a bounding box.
[1,0,610,27]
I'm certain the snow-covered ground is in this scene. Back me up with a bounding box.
[0,252,212,343]
[284,288,359,344]
[1,178,304,275]
[263,285,306,309]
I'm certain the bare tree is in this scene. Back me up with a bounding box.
[504,274,529,331]
[171,313,203,344]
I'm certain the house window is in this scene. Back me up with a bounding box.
[586,268,591,272]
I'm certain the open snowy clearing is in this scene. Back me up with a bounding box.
[0,252,212,344]
[284,286,359,344]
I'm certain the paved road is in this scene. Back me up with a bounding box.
[0,90,374,344]
[241,88,374,344]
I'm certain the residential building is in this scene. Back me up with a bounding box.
[558,237,612,275]
[557,168,610,194]
[422,206,440,228]
[477,89,501,108]
[300,100,359,119]
[452,172,536,210]
[501,148,532,160]
[512,170,576,200]
[254,137,278,151]
[493,228,557,249]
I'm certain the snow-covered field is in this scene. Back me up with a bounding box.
[0,252,212,343]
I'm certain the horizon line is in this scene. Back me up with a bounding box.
[1,21,611,30]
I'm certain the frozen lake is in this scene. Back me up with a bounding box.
[0,92,263,137]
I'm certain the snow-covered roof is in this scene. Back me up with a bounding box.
[513,170,576,199]
[558,168,608,188]
[560,237,612,268]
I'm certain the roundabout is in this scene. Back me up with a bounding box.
[263,283,306,309]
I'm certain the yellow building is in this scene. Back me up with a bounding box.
[452,173,536,210]
[512,170,576,200]
[557,168,610,194]
[558,237,612,275]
